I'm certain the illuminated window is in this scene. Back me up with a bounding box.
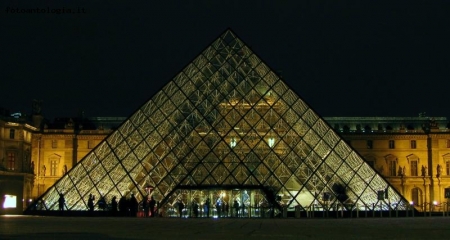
[389,140,395,149]
[7,152,15,170]
[52,140,57,148]
[50,159,58,176]
[389,160,397,176]
[410,160,418,176]
[9,129,15,139]
[410,140,416,149]
[367,140,373,149]
[3,195,17,208]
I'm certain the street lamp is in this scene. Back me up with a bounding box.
[409,201,414,217]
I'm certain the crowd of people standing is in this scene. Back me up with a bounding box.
[73,193,251,218]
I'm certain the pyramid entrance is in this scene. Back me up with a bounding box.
[162,186,278,218]
[26,29,409,216]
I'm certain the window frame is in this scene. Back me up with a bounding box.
[410,140,417,149]
[389,140,395,149]
[389,160,397,176]
[7,151,16,170]
[50,159,57,176]
[410,160,418,176]
[446,161,450,176]
[9,129,15,139]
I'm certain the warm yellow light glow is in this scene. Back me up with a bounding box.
[268,137,275,148]
[3,195,17,208]
[25,124,38,130]
[6,122,19,126]
[230,138,237,148]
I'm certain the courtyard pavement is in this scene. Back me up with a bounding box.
[1,215,450,239]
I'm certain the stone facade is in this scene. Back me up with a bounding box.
[325,117,450,212]
[31,117,124,198]
[0,112,36,214]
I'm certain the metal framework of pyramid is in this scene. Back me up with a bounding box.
[27,29,409,215]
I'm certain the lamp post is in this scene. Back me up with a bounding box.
[409,201,414,217]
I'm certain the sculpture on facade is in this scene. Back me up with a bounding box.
[398,166,403,176]
[437,164,442,178]
[421,165,427,177]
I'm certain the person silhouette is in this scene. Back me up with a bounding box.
[177,199,185,218]
[129,193,138,217]
[111,196,118,215]
[233,200,239,217]
[149,196,156,217]
[193,201,199,217]
[58,193,65,211]
[215,197,222,218]
[204,198,211,217]
[88,194,95,212]
[142,195,149,217]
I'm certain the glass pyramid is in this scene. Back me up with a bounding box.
[27,29,408,216]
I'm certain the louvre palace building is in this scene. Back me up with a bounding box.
[1,30,450,217]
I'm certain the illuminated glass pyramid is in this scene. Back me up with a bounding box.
[28,29,408,215]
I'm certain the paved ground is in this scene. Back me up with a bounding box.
[1,215,450,239]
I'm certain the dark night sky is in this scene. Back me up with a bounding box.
[1,1,449,120]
